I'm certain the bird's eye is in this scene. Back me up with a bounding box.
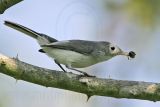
[111,47,115,51]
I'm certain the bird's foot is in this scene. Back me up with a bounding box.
[82,72,96,77]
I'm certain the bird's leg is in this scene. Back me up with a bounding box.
[54,60,67,72]
[66,65,95,77]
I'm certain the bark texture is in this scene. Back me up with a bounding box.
[0,54,160,102]
[0,0,23,14]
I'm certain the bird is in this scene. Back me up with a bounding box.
[4,21,136,77]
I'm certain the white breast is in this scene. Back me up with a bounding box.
[43,47,97,68]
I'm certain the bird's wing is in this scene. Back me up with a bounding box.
[41,40,105,55]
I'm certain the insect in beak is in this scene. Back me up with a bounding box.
[120,51,136,60]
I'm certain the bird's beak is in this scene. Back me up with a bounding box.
[119,51,136,59]
[119,51,129,56]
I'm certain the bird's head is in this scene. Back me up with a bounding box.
[108,43,136,59]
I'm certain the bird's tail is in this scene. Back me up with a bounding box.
[4,21,41,39]
[4,21,58,45]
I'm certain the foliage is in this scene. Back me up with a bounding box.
[106,0,160,28]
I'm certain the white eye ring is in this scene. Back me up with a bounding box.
[109,44,121,55]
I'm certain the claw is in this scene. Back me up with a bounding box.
[84,73,96,77]
[86,94,92,102]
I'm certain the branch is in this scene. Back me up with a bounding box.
[0,53,160,102]
[0,0,23,14]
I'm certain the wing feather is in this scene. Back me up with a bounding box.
[41,40,109,55]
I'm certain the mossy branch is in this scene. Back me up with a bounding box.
[0,53,160,102]
[0,0,23,14]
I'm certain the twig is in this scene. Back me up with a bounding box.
[0,0,23,14]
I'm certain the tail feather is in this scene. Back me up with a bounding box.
[4,21,40,39]
[4,21,58,44]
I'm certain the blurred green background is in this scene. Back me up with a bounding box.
[0,0,160,107]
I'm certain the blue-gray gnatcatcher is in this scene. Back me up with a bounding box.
[4,21,136,77]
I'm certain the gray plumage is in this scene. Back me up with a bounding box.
[41,40,110,56]
[4,20,135,76]
[4,21,57,44]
